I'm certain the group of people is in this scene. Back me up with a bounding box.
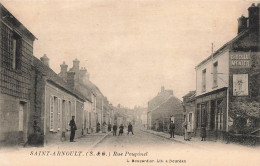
[69,116,207,142]
[112,123,134,136]
[169,120,207,141]
[68,116,135,142]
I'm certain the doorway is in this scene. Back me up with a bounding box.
[18,102,27,143]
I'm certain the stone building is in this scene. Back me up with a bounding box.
[30,55,86,145]
[147,87,184,135]
[195,4,260,141]
[147,86,174,129]
[59,60,95,134]
[0,3,36,145]
[58,59,114,133]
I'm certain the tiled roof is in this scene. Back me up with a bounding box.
[152,96,183,117]
[0,3,37,40]
[148,91,173,111]
[32,57,86,101]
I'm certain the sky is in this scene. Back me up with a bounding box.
[1,0,255,108]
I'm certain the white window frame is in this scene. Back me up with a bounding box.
[57,98,61,131]
[202,69,206,92]
[213,62,218,88]
[50,96,54,131]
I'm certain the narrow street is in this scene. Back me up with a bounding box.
[95,126,181,149]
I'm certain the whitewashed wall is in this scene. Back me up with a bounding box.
[196,49,229,96]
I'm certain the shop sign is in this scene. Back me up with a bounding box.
[230,52,251,68]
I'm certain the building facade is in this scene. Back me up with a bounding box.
[147,87,184,135]
[31,56,86,145]
[195,4,260,141]
[0,4,36,145]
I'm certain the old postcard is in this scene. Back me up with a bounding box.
[0,0,259,166]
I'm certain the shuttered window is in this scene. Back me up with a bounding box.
[50,96,54,131]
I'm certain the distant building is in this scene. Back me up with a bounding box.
[0,3,36,145]
[147,87,184,135]
[194,4,260,141]
[133,106,147,127]
[147,86,173,129]
[58,59,113,133]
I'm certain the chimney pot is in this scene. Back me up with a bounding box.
[40,54,49,67]
[237,15,248,34]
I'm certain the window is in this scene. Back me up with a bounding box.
[217,100,224,131]
[57,98,62,131]
[189,113,192,123]
[202,69,206,92]
[12,32,22,70]
[18,103,25,131]
[50,96,54,131]
[213,62,218,88]
[196,104,200,128]
[66,101,72,130]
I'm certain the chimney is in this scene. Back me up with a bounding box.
[161,86,165,92]
[79,67,90,84]
[237,15,248,34]
[67,72,75,88]
[59,61,68,80]
[60,61,68,73]
[40,54,49,67]
[72,58,80,72]
[248,3,260,30]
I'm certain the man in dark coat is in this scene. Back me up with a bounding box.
[108,123,112,132]
[201,123,206,141]
[112,123,117,136]
[169,121,175,138]
[69,116,77,142]
[127,122,134,135]
[96,122,100,133]
[119,124,124,136]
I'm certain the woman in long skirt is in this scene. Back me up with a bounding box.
[183,121,190,141]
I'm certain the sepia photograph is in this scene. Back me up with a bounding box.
[0,0,259,165]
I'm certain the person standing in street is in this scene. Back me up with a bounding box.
[169,121,175,138]
[183,120,190,141]
[69,116,77,142]
[96,122,100,133]
[112,123,117,136]
[201,123,206,141]
[119,124,124,136]
[108,123,112,132]
[127,122,134,135]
